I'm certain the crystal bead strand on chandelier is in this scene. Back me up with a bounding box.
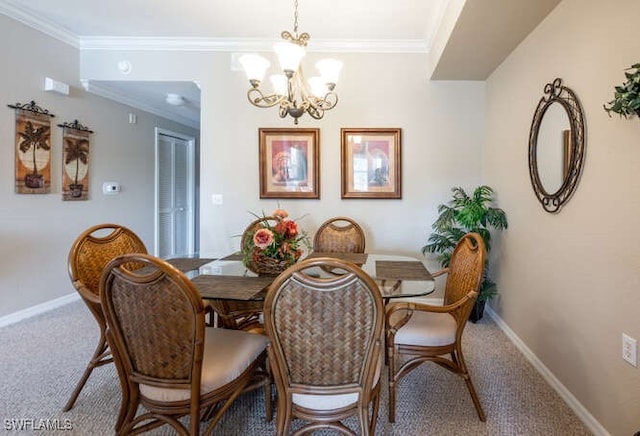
[239,0,343,124]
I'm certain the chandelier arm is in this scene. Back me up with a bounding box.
[306,105,324,120]
[296,67,316,109]
[315,92,339,110]
[247,88,284,109]
[278,105,288,119]
[287,75,297,108]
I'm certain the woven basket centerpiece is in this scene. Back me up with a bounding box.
[242,210,308,277]
[247,252,301,276]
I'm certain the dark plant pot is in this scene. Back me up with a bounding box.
[469,299,485,323]
[25,173,44,189]
[69,183,83,198]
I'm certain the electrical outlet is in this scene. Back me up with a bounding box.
[622,333,637,367]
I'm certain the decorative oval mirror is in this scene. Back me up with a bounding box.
[528,78,585,213]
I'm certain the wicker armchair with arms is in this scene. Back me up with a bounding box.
[63,223,148,412]
[100,253,271,435]
[313,216,365,253]
[385,232,487,422]
[264,257,385,435]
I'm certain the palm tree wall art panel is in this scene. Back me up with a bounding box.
[12,102,54,194]
[61,121,92,201]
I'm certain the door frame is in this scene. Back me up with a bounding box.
[154,128,197,257]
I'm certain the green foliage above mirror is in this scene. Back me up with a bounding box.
[604,63,640,119]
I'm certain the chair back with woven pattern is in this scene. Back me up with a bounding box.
[69,224,147,304]
[63,224,147,412]
[264,257,384,434]
[443,232,485,320]
[313,216,366,253]
[100,253,205,395]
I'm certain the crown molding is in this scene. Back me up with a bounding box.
[79,36,429,54]
[1,4,429,54]
[82,80,200,130]
[0,2,79,48]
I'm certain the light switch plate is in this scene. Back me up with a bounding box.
[623,333,637,367]
[102,182,120,195]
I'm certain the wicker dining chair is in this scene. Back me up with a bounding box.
[63,223,148,412]
[264,257,385,435]
[313,216,366,253]
[100,253,271,435]
[208,216,280,333]
[385,232,486,422]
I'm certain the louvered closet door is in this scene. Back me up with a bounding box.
[156,131,195,259]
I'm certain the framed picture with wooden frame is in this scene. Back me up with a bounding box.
[259,128,320,199]
[341,128,402,199]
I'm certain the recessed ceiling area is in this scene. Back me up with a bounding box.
[82,80,201,129]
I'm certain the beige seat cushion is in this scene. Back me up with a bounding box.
[394,310,456,347]
[140,328,269,402]
[292,351,382,411]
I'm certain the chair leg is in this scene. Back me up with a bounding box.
[368,382,381,434]
[274,396,291,436]
[111,336,130,434]
[455,347,486,422]
[463,375,486,421]
[358,407,371,436]
[264,379,273,422]
[387,348,397,423]
[63,333,111,412]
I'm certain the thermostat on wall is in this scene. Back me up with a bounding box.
[102,182,120,195]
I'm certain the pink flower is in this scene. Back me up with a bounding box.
[273,208,289,219]
[253,228,274,250]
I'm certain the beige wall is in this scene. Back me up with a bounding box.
[3,13,486,316]
[80,49,485,264]
[0,15,198,316]
[10,1,639,434]
[485,0,640,434]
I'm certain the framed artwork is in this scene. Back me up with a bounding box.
[9,101,55,194]
[60,120,93,201]
[341,128,402,199]
[259,128,320,199]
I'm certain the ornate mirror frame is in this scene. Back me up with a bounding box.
[528,78,585,213]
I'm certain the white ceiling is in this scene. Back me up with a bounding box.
[0,0,447,42]
[0,0,561,129]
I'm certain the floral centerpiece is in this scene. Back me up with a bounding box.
[242,208,309,276]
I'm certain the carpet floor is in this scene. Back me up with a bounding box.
[0,300,592,435]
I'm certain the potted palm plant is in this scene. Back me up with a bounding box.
[422,185,508,322]
[604,63,640,118]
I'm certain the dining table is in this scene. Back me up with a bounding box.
[175,251,436,304]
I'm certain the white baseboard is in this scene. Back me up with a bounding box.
[0,293,79,328]
[485,305,610,436]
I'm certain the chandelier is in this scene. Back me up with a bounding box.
[239,0,343,124]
